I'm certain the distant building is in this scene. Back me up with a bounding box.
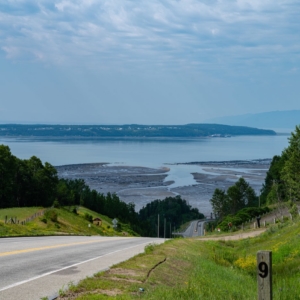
[93,217,102,226]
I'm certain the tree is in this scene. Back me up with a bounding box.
[24,156,58,207]
[0,145,17,208]
[138,196,204,237]
[210,188,228,219]
[281,125,300,201]
[227,178,257,214]
[260,154,287,205]
[210,178,258,220]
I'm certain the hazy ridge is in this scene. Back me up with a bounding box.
[205,110,300,131]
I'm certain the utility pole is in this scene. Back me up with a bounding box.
[157,214,159,238]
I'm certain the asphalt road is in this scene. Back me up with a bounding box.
[0,235,165,300]
[182,220,206,237]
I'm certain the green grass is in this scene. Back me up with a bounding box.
[0,206,137,237]
[0,207,44,222]
[57,217,300,300]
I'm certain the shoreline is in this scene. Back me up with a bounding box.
[56,159,270,215]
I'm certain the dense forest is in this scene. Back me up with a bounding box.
[210,125,300,230]
[0,123,275,138]
[0,145,203,236]
[260,125,300,206]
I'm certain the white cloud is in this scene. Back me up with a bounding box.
[0,0,299,75]
[2,46,20,59]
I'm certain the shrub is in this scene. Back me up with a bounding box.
[217,206,271,231]
[145,243,156,254]
[84,213,93,223]
[44,209,58,222]
[53,200,60,208]
[41,217,47,224]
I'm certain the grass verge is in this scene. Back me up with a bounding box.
[58,218,300,300]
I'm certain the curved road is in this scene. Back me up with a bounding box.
[0,236,165,300]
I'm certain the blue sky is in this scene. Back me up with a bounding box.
[1,0,300,124]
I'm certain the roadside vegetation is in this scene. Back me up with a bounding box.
[210,125,300,232]
[57,215,300,300]
[0,206,137,237]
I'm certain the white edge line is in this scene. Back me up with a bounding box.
[0,241,155,292]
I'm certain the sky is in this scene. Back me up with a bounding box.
[1,0,300,125]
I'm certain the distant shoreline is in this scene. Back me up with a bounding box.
[0,123,276,139]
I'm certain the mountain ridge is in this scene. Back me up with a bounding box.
[205,110,300,130]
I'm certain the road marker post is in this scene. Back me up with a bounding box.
[257,251,272,300]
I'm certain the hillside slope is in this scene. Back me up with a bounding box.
[0,206,138,237]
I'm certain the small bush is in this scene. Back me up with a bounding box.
[53,200,60,208]
[84,213,93,223]
[44,209,58,222]
[145,243,156,254]
[41,217,47,224]
[289,204,298,218]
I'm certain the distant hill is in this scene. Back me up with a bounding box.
[0,123,275,138]
[205,110,300,131]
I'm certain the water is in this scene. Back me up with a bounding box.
[0,135,290,188]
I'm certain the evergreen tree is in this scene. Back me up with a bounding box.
[210,188,228,219]
[210,178,258,220]
[0,145,17,208]
[281,125,300,201]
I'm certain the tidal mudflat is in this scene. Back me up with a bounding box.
[56,159,270,215]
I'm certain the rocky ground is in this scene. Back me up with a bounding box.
[56,159,271,215]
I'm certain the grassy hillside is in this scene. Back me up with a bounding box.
[0,206,138,237]
[58,218,300,300]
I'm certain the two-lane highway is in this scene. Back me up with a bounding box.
[182,219,206,237]
[0,236,165,300]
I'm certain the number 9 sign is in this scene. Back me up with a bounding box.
[258,262,269,278]
[257,251,272,300]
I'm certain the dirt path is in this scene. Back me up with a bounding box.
[198,228,267,241]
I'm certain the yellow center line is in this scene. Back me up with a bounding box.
[0,237,127,257]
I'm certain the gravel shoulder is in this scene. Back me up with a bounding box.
[198,229,267,241]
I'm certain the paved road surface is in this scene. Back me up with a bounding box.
[181,219,209,237]
[0,236,165,300]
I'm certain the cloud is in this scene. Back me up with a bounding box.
[0,0,299,76]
